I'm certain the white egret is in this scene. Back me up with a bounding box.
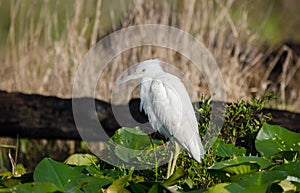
[118,59,204,177]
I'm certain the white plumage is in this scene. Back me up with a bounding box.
[118,59,204,163]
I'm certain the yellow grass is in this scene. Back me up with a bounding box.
[1,0,299,111]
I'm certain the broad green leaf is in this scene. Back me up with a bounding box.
[105,169,134,192]
[212,139,246,157]
[0,177,19,188]
[128,182,149,193]
[255,123,300,158]
[273,162,300,191]
[209,156,272,175]
[271,151,300,161]
[238,184,269,193]
[11,182,60,193]
[207,183,244,193]
[111,175,131,187]
[85,166,127,180]
[112,127,156,149]
[162,167,186,187]
[180,188,206,193]
[34,158,82,190]
[230,170,287,187]
[106,184,131,193]
[111,127,162,161]
[113,146,141,162]
[148,183,170,193]
[184,177,194,189]
[222,163,259,175]
[273,162,300,178]
[68,176,112,193]
[110,168,133,187]
[64,153,98,166]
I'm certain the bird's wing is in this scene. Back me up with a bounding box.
[149,74,204,161]
[150,73,196,129]
[149,75,182,138]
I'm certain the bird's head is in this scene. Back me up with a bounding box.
[117,59,164,84]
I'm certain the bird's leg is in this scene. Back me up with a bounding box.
[167,142,181,179]
[167,150,174,179]
[170,142,180,176]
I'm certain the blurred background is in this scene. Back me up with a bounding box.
[0,0,300,170]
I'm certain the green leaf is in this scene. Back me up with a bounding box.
[230,170,287,187]
[112,127,154,149]
[33,158,82,190]
[11,182,61,193]
[273,162,300,178]
[273,162,300,191]
[106,184,131,193]
[113,146,140,163]
[238,184,269,193]
[255,123,300,158]
[111,127,162,162]
[0,178,19,188]
[148,183,170,193]
[128,182,149,193]
[71,176,112,193]
[180,189,206,193]
[111,175,131,187]
[212,139,246,157]
[219,162,259,176]
[110,168,133,187]
[162,167,186,187]
[184,177,194,189]
[209,156,272,175]
[207,183,244,193]
[14,164,27,177]
[64,153,99,166]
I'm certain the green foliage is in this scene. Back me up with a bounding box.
[208,123,300,192]
[1,96,299,192]
[12,182,61,193]
[0,156,173,193]
[33,158,112,192]
[197,94,273,155]
[222,94,272,149]
[255,124,300,159]
[210,156,272,174]
[162,167,186,187]
[64,154,99,166]
[212,139,246,157]
[110,127,166,164]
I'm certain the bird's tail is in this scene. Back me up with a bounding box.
[187,133,204,163]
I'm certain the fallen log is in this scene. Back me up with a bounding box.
[0,90,299,140]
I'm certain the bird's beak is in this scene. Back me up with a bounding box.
[117,72,143,85]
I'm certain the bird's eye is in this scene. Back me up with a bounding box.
[142,69,146,72]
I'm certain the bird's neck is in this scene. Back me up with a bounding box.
[141,77,153,82]
[141,71,164,82]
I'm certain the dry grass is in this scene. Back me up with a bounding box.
[1,0,299,109]
[1,0,300,170]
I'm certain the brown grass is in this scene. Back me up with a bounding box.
[1,0,299,110]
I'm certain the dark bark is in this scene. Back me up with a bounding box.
[0,91,121,140]
[0,90,299,140]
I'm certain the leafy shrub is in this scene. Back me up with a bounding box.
[198,94,273,153]
[1,95,300,192]
[208,123,300,192]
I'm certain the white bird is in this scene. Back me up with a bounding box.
[118,59,204,176]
